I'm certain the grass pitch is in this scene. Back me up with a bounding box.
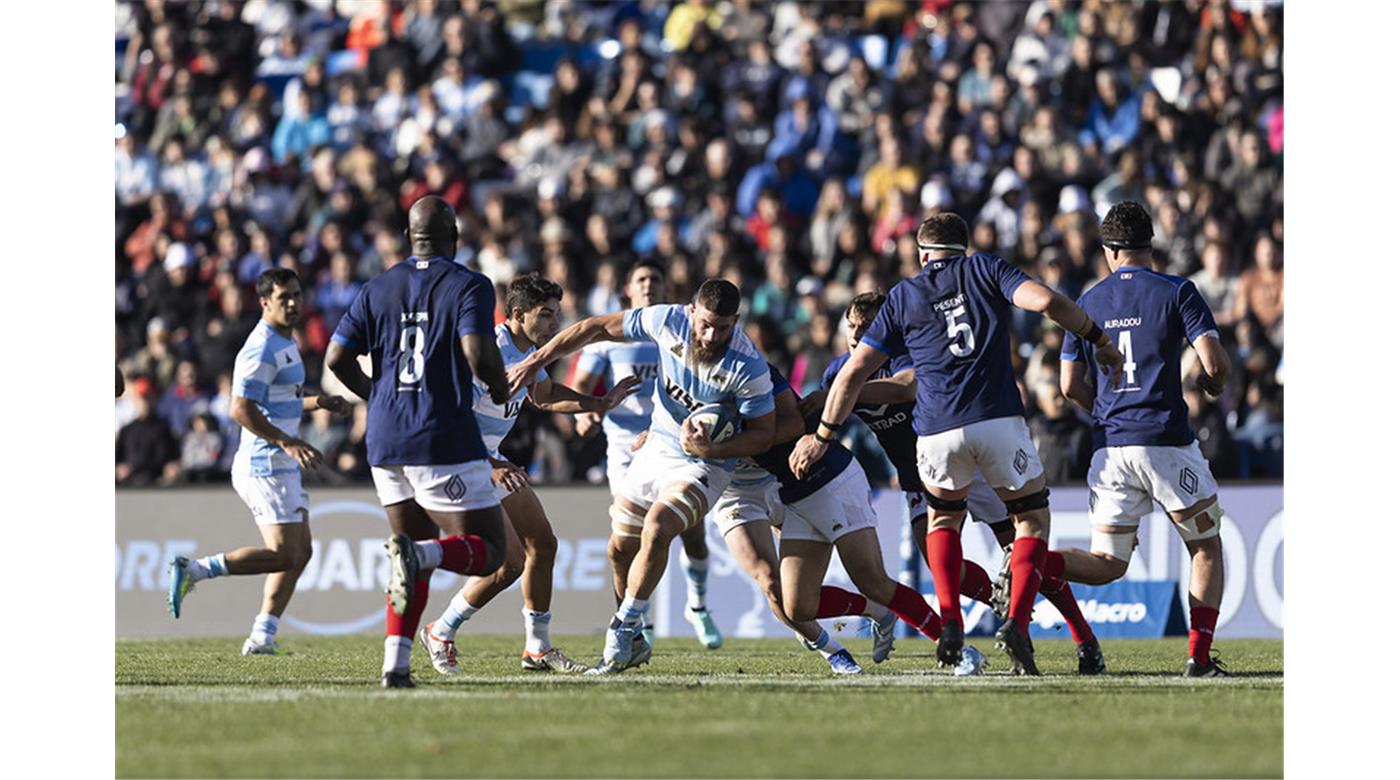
[117,634,1282,778]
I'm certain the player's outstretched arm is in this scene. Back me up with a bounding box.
[1012,280,1125,387]
[1060,359,1096,413]
[325,342,372,401]
[301,393,354,416]
[506,312,627,395]
[1191,333,1231,397]
[531,374,642,414]
[463,332,511,403]
[797,368,915,416]
[790,343,887,478]
[230,396,323,469]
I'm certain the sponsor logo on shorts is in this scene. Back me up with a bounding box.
[1179,467,1199,495]
[1013,449,1029,475]
[445,474,466,501]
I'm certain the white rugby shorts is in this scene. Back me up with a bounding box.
[371,460,499,513]
[904,472,1006,525]
[781,460,878,544]
[916,415,1044,493]
[232,470,309,526]
[1087,443,1219,528]
[710,477,783,536]
[617,432,731,516]
[604,431,644,496]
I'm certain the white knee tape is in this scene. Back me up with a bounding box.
[1174,501,1223,543]
[659,489,707,530]
[1091,529,1138,563]
[609,503,645,539]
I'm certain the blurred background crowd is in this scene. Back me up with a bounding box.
[114,0,1284,489]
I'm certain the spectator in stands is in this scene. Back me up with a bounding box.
[116,378,180,486]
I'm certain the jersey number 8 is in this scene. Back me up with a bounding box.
[398,325,426,384]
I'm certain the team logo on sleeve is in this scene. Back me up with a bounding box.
[1179,467,1199,495]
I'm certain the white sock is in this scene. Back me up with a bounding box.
[383,636,413,674]
[188,553,227,582]
[431,591,478,641]
[616,595,648,626]
[523,609,551,655]
[803,628,846,660]
[249,613,279,646]
[681,550,708,611]
[414,540,443,569]
[863,599,892,622]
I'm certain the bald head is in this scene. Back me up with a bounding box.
[407,196,458,258]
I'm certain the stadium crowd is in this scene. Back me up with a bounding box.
[114,0,1284,488]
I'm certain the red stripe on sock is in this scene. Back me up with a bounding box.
[816,586,867,619]
[1189,606,1219,664]
[961,560,994,604]
[1040,576,1095,644]
[1009,537,1048,633]
[436,534,489,575]
[887,583,942,641]
[925,528,964,627]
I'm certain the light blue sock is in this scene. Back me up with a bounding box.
[191,553,227,581]
[681,551,708,611]
[802,629,845,660]
[431,591,479,641]
[616,595,649,626]
[250,613,278,645]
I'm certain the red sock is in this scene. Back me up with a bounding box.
[1189,606,1219,664]
[1008,537,1048,632]
[816,586,867,619]
[886,582,942,641]
[435,534,490,575]
[1043,550,1065,580]
[1040,576,1095,644]
[385,579,431,638]
[961,560,994,604]
[924,528,963,627]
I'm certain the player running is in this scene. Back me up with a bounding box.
[418,274,640,675]
[805,293,1105,674]
[326,196,514,688]
[167,268,353,656]
[570,260,724,649]
[792,213,1123,675]
[1055,201,1232,677]
[506,279,776,674]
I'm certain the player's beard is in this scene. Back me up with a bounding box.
[691,332,727,365]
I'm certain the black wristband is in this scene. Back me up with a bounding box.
[820,419,842,433]
[815,431,835,444]
[1084,323,1104,345]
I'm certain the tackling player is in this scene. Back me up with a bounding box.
[506,279,776,673]
[326,196,515,688]
[418,274,639,675]
[793,213,1123,675]
[1056,201,1232,677]
[167,268,353,656]
[570,260,724,649]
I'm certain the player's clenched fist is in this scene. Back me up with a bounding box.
[788,434,827,479]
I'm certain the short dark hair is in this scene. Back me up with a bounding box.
[256,268,301,298]
[916,213,970,250]
[1100,201,1154,249]
[694,278,741,317]
[626,259,665,285]
[847,291,887,324]
[506,273,563,315]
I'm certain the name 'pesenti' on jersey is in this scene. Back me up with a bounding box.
[330,255,496,466]
[1061,265,1219,450]
[620,304,774,464]
[822,350,923,493]
[472,322,548,458]
[859,252,1033,436]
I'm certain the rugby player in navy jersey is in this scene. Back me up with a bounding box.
[793,213,1123,675]
[1056,201,1232,677]
[326,196,515,688]
[804,292,1104,673]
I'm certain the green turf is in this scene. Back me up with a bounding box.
[116,634,1282,778]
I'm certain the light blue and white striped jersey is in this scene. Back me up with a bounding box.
[575,340,659,440]
[231,320,305,476]
[472,323,547,458]
[620,305,774,463]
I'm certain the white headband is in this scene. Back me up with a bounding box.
[918,242,967,252]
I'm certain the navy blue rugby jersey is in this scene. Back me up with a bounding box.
[822,351,921,492]
[331,256,495,466]
[860,253,1031,435]
[1061,265,1218,450]
[753,364,855,504]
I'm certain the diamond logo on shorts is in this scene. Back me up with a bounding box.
[1179,467,1199,495]
[832,522,843,531]
[1013,449,1029,475]
[445,474,466,501]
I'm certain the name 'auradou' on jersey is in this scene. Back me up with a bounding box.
[620,304,774,460]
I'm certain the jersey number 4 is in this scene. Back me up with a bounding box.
[945,305,975,357]
[1116,330,1139,387]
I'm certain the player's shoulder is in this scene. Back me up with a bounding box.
[822,352,850,385]
[723,325,766,365]
[236,322,276,359]
[766,361,791,392]
[493,321,514,348]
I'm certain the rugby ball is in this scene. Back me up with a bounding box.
[686,403,741,444]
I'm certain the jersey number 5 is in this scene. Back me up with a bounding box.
[945,305,975,357]
[398,325,426,384]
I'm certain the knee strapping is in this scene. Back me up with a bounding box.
[1091,529,1138,563]
[925,493,967,512]
[659,490,708,530]
[1004,487,1050,515]
[609,503,646,539]
[1174,501,1223,543]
